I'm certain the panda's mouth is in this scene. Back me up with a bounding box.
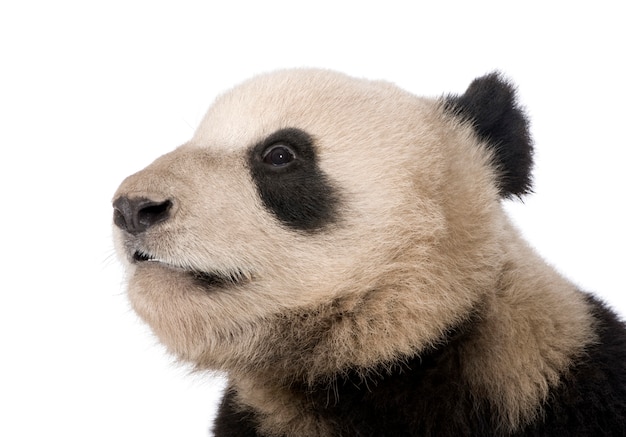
[132,250,248,288]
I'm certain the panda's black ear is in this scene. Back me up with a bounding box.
[444,72,533,198]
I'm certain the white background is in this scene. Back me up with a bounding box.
[1,1,624,436]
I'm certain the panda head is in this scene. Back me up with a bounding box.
[112,69,532,379]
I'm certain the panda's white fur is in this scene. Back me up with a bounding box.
[113,70,621,436]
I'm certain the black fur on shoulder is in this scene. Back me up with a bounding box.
[444,73,534,198]
[213,390,260,437]
[519,295,626,436]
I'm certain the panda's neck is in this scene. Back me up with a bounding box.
[231,313,481,436]
[229,233,596,436]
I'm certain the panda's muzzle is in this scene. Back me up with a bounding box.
[113,195,250,289]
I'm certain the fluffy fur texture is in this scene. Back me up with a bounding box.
[112,69,626,436]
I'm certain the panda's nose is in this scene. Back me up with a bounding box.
[113,196,173,235]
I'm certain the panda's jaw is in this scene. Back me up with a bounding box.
[130,249,250,290]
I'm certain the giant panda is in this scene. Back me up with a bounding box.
[112,69,626,436]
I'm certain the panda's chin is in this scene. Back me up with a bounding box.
[131,250,247,290]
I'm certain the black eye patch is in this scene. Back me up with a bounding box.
[247,128,341,232]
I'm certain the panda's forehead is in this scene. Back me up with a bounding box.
[190,69,414,153]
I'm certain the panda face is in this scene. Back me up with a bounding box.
[112,69,506,375]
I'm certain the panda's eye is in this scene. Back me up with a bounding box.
[262,144,296,167]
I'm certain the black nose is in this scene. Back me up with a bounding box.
[113,196,173,235]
